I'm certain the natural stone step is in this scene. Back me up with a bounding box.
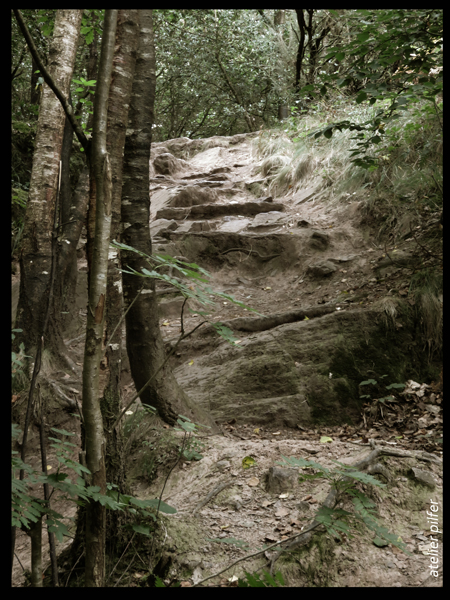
[155,200,285,221]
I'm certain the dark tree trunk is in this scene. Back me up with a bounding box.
[121,10,219,432]
[295,9,307,94]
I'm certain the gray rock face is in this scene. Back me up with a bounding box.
[410,467,436,489]
[247,211,287,230]
[266,466,298,494]
[153,153,189,176]
[173,309,386,427]
[309,231,330,249]
[217,217,251,233]
[155,200,284,221]
[307,260,337,278]
[150,185,219,220]
[150,218,178,238]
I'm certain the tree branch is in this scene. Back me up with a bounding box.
[13,9,90,153]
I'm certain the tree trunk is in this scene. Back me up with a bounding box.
[100,9,140,553]
[121,10,219,432]
[52,98,85,337]
[278,103,290,120]
[28,517,43,587]
[15,9,83,360]
[294,9,306,94]
[82,9,118,588]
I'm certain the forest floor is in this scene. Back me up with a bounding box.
[12,131,442,587]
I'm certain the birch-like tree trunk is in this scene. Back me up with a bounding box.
[15,9,82,358]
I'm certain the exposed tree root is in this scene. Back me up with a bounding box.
[164,304,339,349]
[220,247,280,261]
[45,378,80,411]
[217,304,337,333]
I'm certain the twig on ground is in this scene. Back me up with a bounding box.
[192,480,235,517]
[220,247,280,261]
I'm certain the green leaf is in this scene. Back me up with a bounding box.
[360,379,377,386]
[373,536,389,547]
[357,32,370,43]
[47,519,70,543]
[356,92,368,104]
[51,427,75,437]
[132,524,153,536]
[129,497,177,514]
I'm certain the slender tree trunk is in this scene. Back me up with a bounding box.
[309,26,330,85]
[100,9,139,553]
[82,10,118,588]
[28,517,43,587]
[295,9,306,94]
[15,9,83,359]
[121,10,219,432]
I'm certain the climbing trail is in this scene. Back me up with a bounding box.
[12,132,442,587]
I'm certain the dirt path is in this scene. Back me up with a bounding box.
[12,132,442,587]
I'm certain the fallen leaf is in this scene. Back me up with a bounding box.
[261,500,274,508]
[247,477,259,487]
[320,436,333,443]
[162,321,170,326]
[188,360,194,366]
[272,431,281,436]
[242,456,256,469]
[279,493,289,499]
